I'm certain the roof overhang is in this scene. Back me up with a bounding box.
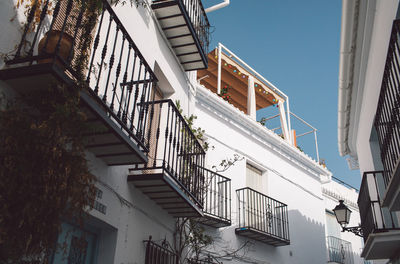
[338,0,377,158]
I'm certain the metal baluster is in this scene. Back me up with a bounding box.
[145,84,156,151]
[180,122,186,185]
[123,53,137,124]
[163,103,171,170]
[87,7,105,83]
[28,0,51,58]
[171,113,178,175]
[94,13,113,95]
[187,129,193,189]
[117,44,131,118]
[145,237,151,264]
[238,190,242,227]
[141,76,154,146]
[66,0,85,63]
[175,118,181,179]
[167,108,174,174]
[52,0,74,64]
[15,0,39,59]
[153,102,163,167]
[130,61,143,130]
[110,32,125,110]
[228,179,231,222]
[137,70,149,140]
[178,119,184,184]
[103,23,119,102]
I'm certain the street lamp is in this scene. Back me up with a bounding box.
[333,200,363,237]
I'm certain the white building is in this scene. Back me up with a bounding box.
[338,0,400,263]
[0,0,367,263]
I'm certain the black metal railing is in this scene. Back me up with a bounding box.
[236,187,290,242]
[374,19,400,187]
[326,236,354,264]
[144,236,177,264]
[133,99,206,208]
[358,171,400,242]
[153,0,210,56]
[188,257,219,264]
[7,0,157,152]
[200,167,231,224]
[180,0,210,56]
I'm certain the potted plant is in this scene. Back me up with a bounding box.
[17,0,102,73]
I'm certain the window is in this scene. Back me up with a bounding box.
[325,210,341,238]
[246,163,264,193]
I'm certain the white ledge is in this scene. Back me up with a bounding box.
[195,83,332,181]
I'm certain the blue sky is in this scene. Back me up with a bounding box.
[205,0,362,188]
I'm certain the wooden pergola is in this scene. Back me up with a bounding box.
[198,48,284,114]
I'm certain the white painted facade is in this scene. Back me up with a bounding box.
[0,0,368,263]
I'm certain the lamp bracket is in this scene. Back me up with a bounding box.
[342,226,363,237]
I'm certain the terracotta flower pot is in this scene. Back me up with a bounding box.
[38,30,74,65]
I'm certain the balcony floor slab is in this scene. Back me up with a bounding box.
[361,230,400,260]
[128,169,203,217]
[195,213,231,228]
[0,63,148,166]
[235,227,290,247]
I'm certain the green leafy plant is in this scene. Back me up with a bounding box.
[219,87,230,102]
[0,84,96,263]
[175,100,210,151]
[212,153,244,173]
[258,117,268,126]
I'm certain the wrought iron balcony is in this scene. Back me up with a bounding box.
[129,100,206,217]
[0,0,157,165]
[326,236,354,264]
[144,236,177,264]
[151,0,210,71]
[374,19,400,211]
[235,187,290,246]
[188,258,218,264]
[195,167,231,227]
[358,171,400,260]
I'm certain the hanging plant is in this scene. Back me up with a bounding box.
[16,0,54,32]
[219,86,230,102]
[0,84,96,263]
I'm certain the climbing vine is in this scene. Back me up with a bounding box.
[0,84,96,263]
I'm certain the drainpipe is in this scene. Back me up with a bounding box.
[338,0,359,156]
[205,0,230,13]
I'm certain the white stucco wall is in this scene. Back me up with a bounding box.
[194,84,331,264]
[85,152,176,264]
